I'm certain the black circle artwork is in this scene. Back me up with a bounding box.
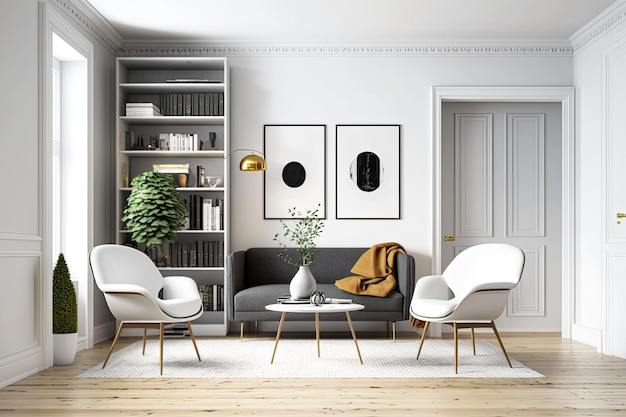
[282,161,306,188]
[354,151,381,192]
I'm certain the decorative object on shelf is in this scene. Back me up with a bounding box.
[224,148,266,172]
[336,124,401,219]
[309,290,326,306]
[53,253,78,365]
[209,132,217,148]
[263,125,326,219]
[205,176,223,188]
[273,205,325,299]
[121,171,187,267]
[196,166,205,187]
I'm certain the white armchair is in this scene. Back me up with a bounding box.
[410,243,525,373]
[90,244,203,374]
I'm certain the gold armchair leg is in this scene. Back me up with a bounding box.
[471,328,476,355]
[453,322,459,374]
[159,322,164,375]
[491,321,512,368]
[142,327,147,355]
[186,321,201,362]
[102,321,125,369]
[416,321,430,360]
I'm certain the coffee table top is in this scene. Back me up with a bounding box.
[265,303,365,314]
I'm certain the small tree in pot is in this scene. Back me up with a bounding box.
[122,171,187,266]
[53,253,78,365]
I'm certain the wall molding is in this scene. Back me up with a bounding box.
[570,0,626,54]
[118,43,573,57]
[50,0,122,53]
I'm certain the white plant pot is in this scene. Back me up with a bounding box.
[290,265,316,299]
[53,333,78,365]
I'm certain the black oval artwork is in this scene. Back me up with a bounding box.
[351,151,381,192]
[282,161,306,188]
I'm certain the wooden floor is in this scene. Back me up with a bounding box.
[1,332,625,416]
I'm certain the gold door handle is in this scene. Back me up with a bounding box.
[443,236,455,242]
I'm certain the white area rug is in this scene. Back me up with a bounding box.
[79,337,543,379]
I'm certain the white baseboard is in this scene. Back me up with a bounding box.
[93,321,116,344]
[571,323,601,350]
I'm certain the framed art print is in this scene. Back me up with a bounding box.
[264,125,326,219]
[335,124,400,219]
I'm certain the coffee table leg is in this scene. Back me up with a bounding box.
[345,311,363,364]
[315,312,320,357]
[270,312,287,364]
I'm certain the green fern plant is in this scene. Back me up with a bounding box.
[53,253,77,334]
[273,204,325,266]
[121,171,187,265]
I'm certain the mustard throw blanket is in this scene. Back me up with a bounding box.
[334,242,406,297]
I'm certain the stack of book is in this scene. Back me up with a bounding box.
[198,284,225,311]
[125,102,161,117]
[163,324,190,338]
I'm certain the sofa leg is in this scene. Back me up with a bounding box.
[255,320,258,334]
[240,321,244,342]
[386,321,397,342]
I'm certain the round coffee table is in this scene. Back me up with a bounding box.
[265,303,365,364]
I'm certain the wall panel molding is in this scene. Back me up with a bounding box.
[455,114,493,237]
[507,246,546,317]
[507,113,546,237]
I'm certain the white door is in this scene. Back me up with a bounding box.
[441,102,562,331]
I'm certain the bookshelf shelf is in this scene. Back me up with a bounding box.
[115,56,230,337]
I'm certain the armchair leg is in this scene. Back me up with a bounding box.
[142,327,147,355]
[416,321,430,360]
[102,321,125,369]
[453,322,459,374]
[186,321,201,362]
[159,322,164,375]
[471,328,476,355]
[490,321,512,368]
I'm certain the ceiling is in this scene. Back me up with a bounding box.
[82,0,620,45]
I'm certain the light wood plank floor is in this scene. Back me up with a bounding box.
[1,332,625,416]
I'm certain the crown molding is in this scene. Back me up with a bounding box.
[118,42,572,57]
[48,0,123,53]
[570,0,626,54]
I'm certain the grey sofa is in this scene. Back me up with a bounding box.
[226,247,415,339]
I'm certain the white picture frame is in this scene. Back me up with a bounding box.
[264,125,326,219]
[335,124,401,219]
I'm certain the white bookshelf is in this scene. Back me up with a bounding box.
[115,57,230,336]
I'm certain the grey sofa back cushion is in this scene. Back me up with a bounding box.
[244,248,367,286]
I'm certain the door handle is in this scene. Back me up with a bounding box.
[443,236,455,242]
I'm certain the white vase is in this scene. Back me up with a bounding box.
[290,265,316,300]
[53,333,78,365]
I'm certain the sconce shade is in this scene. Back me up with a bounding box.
[239,153,266,171]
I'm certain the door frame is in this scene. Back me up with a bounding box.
[432,86,575,338]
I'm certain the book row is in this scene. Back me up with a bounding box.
[198,284,225,312]
[167,240,225,268]
[187,195,224,231]
[125,93,225,117]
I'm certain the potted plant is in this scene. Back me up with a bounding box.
[121,171,187,266]
[273,204,325,299]
[52,253,78,365]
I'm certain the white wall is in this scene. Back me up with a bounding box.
[227,53,573,282]
[0,0,115,388]
[571,1,626,353]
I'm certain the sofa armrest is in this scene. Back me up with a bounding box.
[226,251,246,321]
[395,252,416,320]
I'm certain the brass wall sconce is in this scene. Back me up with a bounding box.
[225,148,266,171]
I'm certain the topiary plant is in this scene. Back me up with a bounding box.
[121,171,187,266]
[53,253,77,334]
